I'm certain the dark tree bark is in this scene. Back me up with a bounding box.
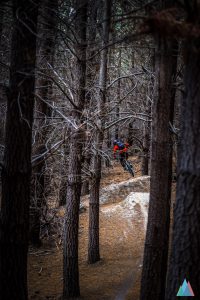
[141,51,155,176]
[0,1,39,299]
[127,48,135,146]
[30,0,58,246]
[81,144,91,196]
[115,48,121,139]
[0,4,4,43]
[59,178,68,206]
[63,0,88,298]
[128,123,134,146]
[166,6,200,300]
[59,144,69,206]
[88,0,111,264]
[0,2,6,146]
[81,0,98,196]
[88,130,103,264]
[140,4,178,299]
[141,102,151,176]
[63,129,84,298]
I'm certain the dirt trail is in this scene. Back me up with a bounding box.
[115,270,135,300]
[28,157,148,300]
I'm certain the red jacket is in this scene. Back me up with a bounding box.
[113,143,129,154]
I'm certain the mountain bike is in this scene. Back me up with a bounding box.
[121,158,134,177]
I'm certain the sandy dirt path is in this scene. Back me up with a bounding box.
[28,158,148,300]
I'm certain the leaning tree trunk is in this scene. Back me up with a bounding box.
[88,0,111,264]
[63,1,87,298]
[0,1,38,299]
[166,9,200,300]
[140,21,178,300]
[30,0,58,246]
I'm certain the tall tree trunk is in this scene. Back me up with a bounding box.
[0,1,38,299]
[88,0,111,264]
[166,7,200,300]
[63,0,87,298]
[127,48,135,146]
[0,1,6,146]
[140,14,178,300]
[141,52,155,176]
[115,48,121,139]
[59,143,69,206]
[88,130,103,264]
[0,3,4,44]
[30,0,58,246]
[81,0,98,196]
[141,102,151,175]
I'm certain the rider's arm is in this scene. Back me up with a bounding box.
[113,145,119,158]
[120,147,128,153]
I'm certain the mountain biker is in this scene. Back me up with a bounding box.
[113,139,130,169]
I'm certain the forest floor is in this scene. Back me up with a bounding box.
[28,157,150,300]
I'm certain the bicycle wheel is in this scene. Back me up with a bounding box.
[125,160,134,177]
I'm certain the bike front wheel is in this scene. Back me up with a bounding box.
[124,160,134,177]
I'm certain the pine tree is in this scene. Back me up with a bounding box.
[0,0,39,299]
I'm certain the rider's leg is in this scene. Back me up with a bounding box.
[119,153,124,167]
[126,152,133,166]
[120,153,126,170]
